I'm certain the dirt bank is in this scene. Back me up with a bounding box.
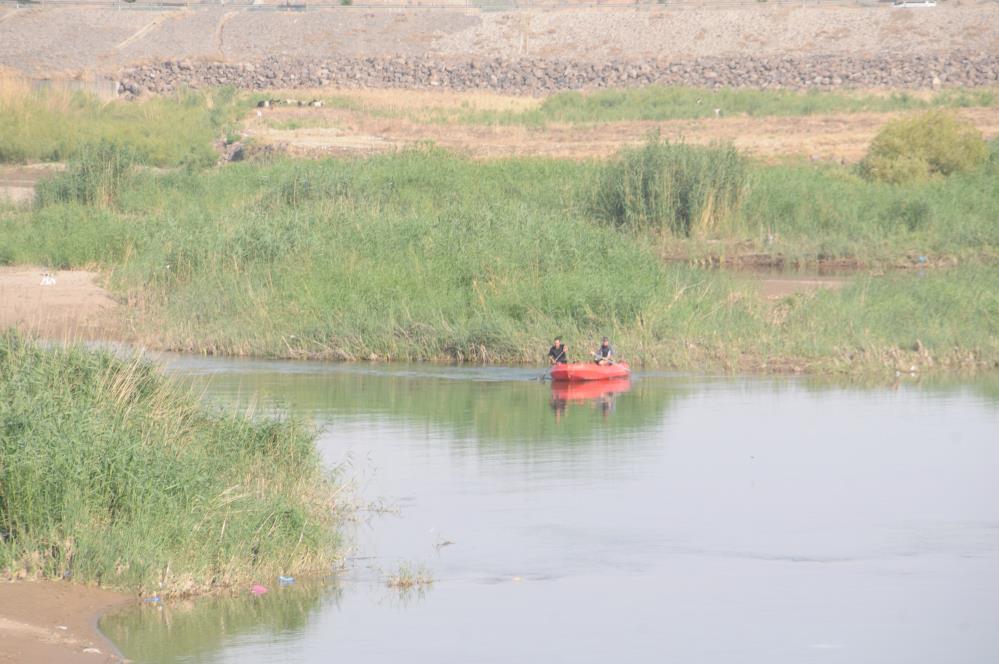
[246,96,999,162]
[0,581,129,664]
[0,267,121,341]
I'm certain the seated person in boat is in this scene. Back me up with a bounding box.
[594,337,614,365]
[548,336,568,365]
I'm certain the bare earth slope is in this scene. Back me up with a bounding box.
[2,4,998,77]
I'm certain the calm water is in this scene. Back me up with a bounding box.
[101,359,999,664]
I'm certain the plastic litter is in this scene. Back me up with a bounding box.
[251,584,268,595]
[143,596,161,603]
[278,575,294,585]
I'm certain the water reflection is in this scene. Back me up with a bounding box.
[163,358,674,446]
[102,580,337,664]
[549,379,631,422]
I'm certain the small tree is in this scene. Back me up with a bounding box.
[860,110,987,185]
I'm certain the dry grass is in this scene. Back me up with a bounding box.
[386,563,434,590]
[0,75,228,166]
[0,73,75,115]
[246,98,999,163]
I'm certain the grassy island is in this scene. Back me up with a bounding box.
[0,334,344,596]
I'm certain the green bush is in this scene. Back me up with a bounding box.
[594,138,748,237]
[860,111,988,185]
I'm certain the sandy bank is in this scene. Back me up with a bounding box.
[0,581,130,664]
[0,267,120,341]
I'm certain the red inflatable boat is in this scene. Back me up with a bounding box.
[550,362,630,382]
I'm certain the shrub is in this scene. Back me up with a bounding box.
[593,137,748,237]
[860,111,988,185]
[36,141,138,208]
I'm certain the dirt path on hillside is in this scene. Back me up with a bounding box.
[0,581,129,664]
[247,103,999,162]
[0,267,121,341]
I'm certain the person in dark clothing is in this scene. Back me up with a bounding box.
[594,337,614,365]
[548,337,568,365]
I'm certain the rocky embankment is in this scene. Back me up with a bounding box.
[118,53,999,98]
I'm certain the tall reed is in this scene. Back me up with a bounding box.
[593,137,748,237]
[35,141,138,208]
[0,334,344,595]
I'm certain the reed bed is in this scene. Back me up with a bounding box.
[2,143,997,372]
[593,138,748,237]
[0,334,344,595]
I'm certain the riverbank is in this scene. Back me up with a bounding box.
[0,581,128,664]
[2,88,997,374]
[1,144,997,373]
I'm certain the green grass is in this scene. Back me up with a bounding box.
[757,267,999,373]
[0,81,246,167]
[733,153,999,262]
[270,87,999,129]
[1,145,997,372]
[0,334,344,595]
[392,86,999,126]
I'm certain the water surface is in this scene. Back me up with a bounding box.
[102,359,999,663]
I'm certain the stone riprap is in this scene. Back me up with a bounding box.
[117,53,999,98]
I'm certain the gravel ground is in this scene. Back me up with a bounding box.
[1,4,998,76]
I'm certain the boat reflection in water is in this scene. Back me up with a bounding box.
[550,378,632,421]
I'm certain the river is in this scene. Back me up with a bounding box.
[100,358,999,663]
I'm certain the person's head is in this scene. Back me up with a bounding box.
[554,336,562,347]
[601,337,609,347]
